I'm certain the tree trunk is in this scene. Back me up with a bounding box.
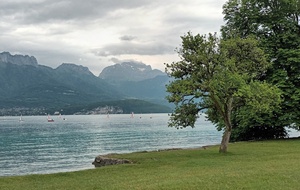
[219,128,231,153]
[219,97,233,153]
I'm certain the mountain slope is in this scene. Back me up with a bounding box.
[55,63,125,102]
[114,75,169,101]
[98,62,171,107]
[62,99,172,115]
[0,59,124,109]
[0,52,172,115]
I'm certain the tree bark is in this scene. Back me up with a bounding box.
[219,128,231,153]
[219,97,233,153]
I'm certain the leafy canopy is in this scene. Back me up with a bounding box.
[165,32,281,134]
[222,0,300,132]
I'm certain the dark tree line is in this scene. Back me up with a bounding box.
[222,0,300,141]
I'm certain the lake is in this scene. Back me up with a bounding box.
[0,113,222,176]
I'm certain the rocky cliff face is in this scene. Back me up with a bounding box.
[0,52,38,66]
[99,61,166,82]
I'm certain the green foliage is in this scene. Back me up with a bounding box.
[222,0,300,135]
[231,125,288,141]
[166,33,280,128]
[1,139,300,190]
[235,81,282,113]
[166,32,281,152]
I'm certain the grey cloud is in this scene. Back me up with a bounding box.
[110,57,142,64]
[110,57,120,63]
[92,41,174,57]
[119,35,137,41]
[0,0,226,74]
[160,2,225,35]
[165,15,224,35]
[0,0,155,24]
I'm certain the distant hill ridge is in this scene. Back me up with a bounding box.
[0,52,171,115]
[56,63,95,76]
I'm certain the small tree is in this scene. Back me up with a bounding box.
[165,32,281,153]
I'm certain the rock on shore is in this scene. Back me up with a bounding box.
[92,156,132,167]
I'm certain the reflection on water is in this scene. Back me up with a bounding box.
[0,114,222,176]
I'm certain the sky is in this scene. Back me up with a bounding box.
[0,0,227,75]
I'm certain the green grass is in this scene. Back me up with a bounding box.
[1,139,300,190]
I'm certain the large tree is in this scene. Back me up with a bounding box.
[165,33,281,153]
[222,0,300,139]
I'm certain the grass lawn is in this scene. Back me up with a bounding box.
[0,139,299,190]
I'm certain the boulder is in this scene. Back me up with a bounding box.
[92,156,132,167]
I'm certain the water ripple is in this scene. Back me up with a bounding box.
[0,114,222,176]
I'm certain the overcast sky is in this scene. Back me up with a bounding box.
[0,0,227,75]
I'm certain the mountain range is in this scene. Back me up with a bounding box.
[0,52,172,115]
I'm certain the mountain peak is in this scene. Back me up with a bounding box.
[56,63,95,76]
[99,61,165,82]
[0,52,38,66]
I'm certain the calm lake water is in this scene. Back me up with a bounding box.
[1,113,298,177]
[0,113,223,176]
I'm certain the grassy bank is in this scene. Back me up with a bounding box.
[1,139,299,190]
